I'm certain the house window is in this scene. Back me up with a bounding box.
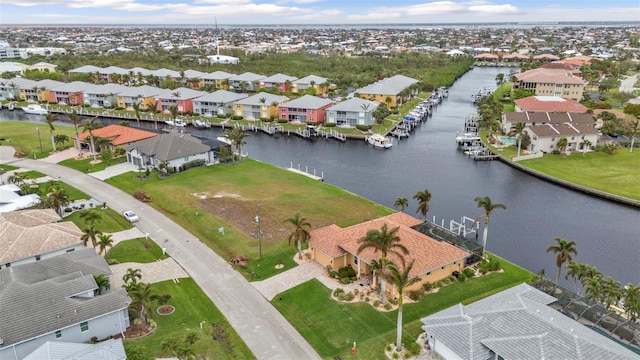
[426,272,431,276]
[80,321,89,332]
[441,266,445,270]
[354,257,358,265]
[55,330,62,338]
[35,255,41,261]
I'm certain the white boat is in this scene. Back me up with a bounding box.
[455,132,481,143]
[216,135,233,146]
[366,133,393,149]
[21,104,48,115]
[165,119,187,127]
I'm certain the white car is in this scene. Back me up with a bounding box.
[123,211,139,223]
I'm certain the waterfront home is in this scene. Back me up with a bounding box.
[513,68,585,101]
[229,72,266,93]
[0,249,131,360]
[200,70,235,90]
[292,75,329,96]
[473,53,500,62]
[307,212,470,297]
[325,97,379,127]
[4,77,39,102]
[0,185,41,213]
[421,283,639,360]
[525,122,598,154]
[125,132,215,171]
[155,87,206,114]
[0,62,57,77]
[501,53,529,62]
[48,81,88,106]
[501,111,595,134]
[259,73,298,93]
[279,95,333,124]
[192,90,248,117]
[76,124,158,151]
[234,93,289,120]
[0,209,83,268]
[354,75,419,108]
[514,96,588,113]
[533,53,561,62]
[81,83,129,108]
[114,85,162,111]
[183,69,206,88]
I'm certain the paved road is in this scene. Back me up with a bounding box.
[0,146,320,360]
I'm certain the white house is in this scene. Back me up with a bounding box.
[325,97,379,127]
[125,132,215,171]
[525,122,598,154]
[192,90,248,117]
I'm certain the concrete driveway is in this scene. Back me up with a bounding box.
[0,146,320,360]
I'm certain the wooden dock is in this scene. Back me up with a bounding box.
[286,162,324,181]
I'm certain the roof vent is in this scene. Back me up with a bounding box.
[0,338,3,345]
[56,315,60,319]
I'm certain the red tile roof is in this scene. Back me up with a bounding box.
[77,125,158,146]
[515,68,585,85]
[308,213,470,278]
[515,96,588,113]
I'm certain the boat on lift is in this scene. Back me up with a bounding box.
[366,133,393,149]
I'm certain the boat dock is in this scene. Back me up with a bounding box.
[456,113,499,161]
[286,162,324,181]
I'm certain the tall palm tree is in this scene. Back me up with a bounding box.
[627,118,638,153]
[130,282,155,328]
[82,117,102,162]
[393,197,408,212]
[580,139,592,156]
[357,224,409,304]
[546,237,578,287]
[67,110,82,152]
[147,99,159,129]
[602,277,622,310]
[47,185,69,217]
[623,283,640,323]
[44,113,58,152]
[79,209,102,226]
[385,260,419,352]
[474,196,506,256]
[556,137,568,156]
[223,125,249,160]
[132,101,142,127]
[284,213,311,260]
[413,188,432,220]
[97,234,114,257]
[565,261,588,295]
[93,274,110,295]
[169,104,179,124]
[81,225,102,248]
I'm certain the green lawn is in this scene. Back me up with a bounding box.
[64,207,133,233]
[124,278,255,359]
[107,237,168,263]
[520,150,640,201]
[273,254,533,360]
[0,164,19,171]
[14,170,46,179]
[106,160,392,280]
[0,121,78,159]
[58,156,127,173]
[33,180,89,202]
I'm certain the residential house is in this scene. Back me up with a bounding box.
[473,53,500,62]
[259,73,298,93]
[234,93,289,120]
[525,122,598,154]
[156,87,206,114]
[421,283,639,360]
[355,75,419,108]
[228,72,266,93]
[24,339,126,360]
[82,83,129,108]
[533,53,561,62]
[0,62,57,77]
[48,81,88,106]
[0,249,131,360]
[325,97,379,127]
[279,95,333,124]
[501,53,529,62]
[0,184,40,213]
[76,124,158,151]
[7,77,39,102]
[514,96,588,113]
[200,70,235,90]
[501,111,594,134]
[0,209,84,269]
[513,68,585,101]
[205,54,240,65]
[33,79,65,103]
[115,85,162,111]
[192,90,248,117]
[292,75,329,96]
[125,132,215,171]
[28,62,58,73]
[183,69,206,88]
[307,212,470,297]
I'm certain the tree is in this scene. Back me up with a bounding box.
[54,134,69,150]
[130,282,155,328]
[623,283,640,323]
[357,224,408,304]
[81,225,102,248]
[79,209,102,226]
[546,237,578,287]
[385,260,419,352]
[556,137,568,155]
[580,139,592,156]
[7,172,26,185]
[123,268,143,287]
[97,234,114,257]
[147,99,159,129]
[161,338,179,356]
[68,110,83,152]
[132,101,142,127]
[44,113,58,152]
[413,188,432,220]
[284,213,311,260]
[169,104,179,123]
[627,118,639,153]
[565,261,588,295]
[46,184,69,217]
[602,277,622,310]
[93,274,110,295]
[82,117,102,162]
[223,125,249,160]
[474,196,506,256]
[393,197,408,212]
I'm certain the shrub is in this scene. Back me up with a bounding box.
[404,338,421,356]
[217,114,227,119]
[365,297,370,302]
[353,289,359,295]
[330,271,339,279]
[306,121,316,125]
[333,288,345,297]
[260,117,268,122]
[182,159,205,170]
[338,266,356,278]
[408,289,425,301]
[356,124,369,132]
[463,268,476,278]
[90,336,98,344]
[386,344,392,352]
[325,122,337,127]
[340,277,351,284]
[64,207,72,213]
[440,277,451,285]
[231,115,243,120]
[325,265,332,274]
[343,292,355,301]
[278,119,288,123]
[432,281,441,288]
[457,273,467,282]
[392,352,399,359]
[448,275,458,283]
[388,298,398,305]
[133,190,152,202]
[373,300,381,307]
[384,303,392,310]
[422,282,434,292]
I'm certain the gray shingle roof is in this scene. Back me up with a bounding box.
[125,132,211,161]
[200,70,236,80]
[421,283,638,360]
[229,72,266,82]
[356,75,419,96]
[235,93,289,106]
[115,85,162,98]
[261,73,298,84]
[193,90,248,104]
[293,75,328,85]
[156,87,206,100]
[0,249,129,348]
[281,95,332,109]
[327,97,379,112]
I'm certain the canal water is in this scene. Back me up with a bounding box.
[2,67,638,286]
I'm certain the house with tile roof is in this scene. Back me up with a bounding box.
[279,95,333,124]
[259,73,298,93]
[0,249,131,360]
[193,90,248,117]
[421,283,639,360]
[308,212,470,296]
[513,68,585,101]
[292,75,329,96]
[325,97,379,127]
[526,122,598,154]
[514,96,588,114]
[76,124,158,150]
[501,111,595,134]
[0,209,83,269]
[234,93,289,120]
[125,132,215,170]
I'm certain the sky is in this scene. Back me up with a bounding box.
[0,0,639,25]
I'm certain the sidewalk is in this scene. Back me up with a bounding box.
[41,147,80,164]
[89,162,138,180]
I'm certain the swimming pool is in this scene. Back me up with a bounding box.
[500,137,517,144]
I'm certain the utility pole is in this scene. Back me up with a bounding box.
[36,124,43,153]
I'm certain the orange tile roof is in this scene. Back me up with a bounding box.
[515,96,588,113]
[77,124,158,146]
[309,212,470,278]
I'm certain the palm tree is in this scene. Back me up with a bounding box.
[393,197,408,212]
[44,113,58,152]
[47,185,69,217]
[161,338,179,356]
[93,274,110,295]
[580,139,592,156]
[147,99,159,129]
[565,261,588,295]
[556,137,568,156]
[474,196,506,255]
[623,283,640,323]
[7,172,26,185]
[169,104,179,123]
[413,188,432,220]
[130,282,155,328]
[546,237,578,287]
[123,268,143,287]
[284,213,311,260]
[82,117,102,162]
[385,260,419,352]
[357,224,409,304]
[627,118,639,153]
[602,277,622,310]
[223,125,249,160]
[97,234,114,257]
[67,110,82,152]
[79,209,102,226]
[132,101,142,127]
[54,134,69,150]
[81,225,102,248]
